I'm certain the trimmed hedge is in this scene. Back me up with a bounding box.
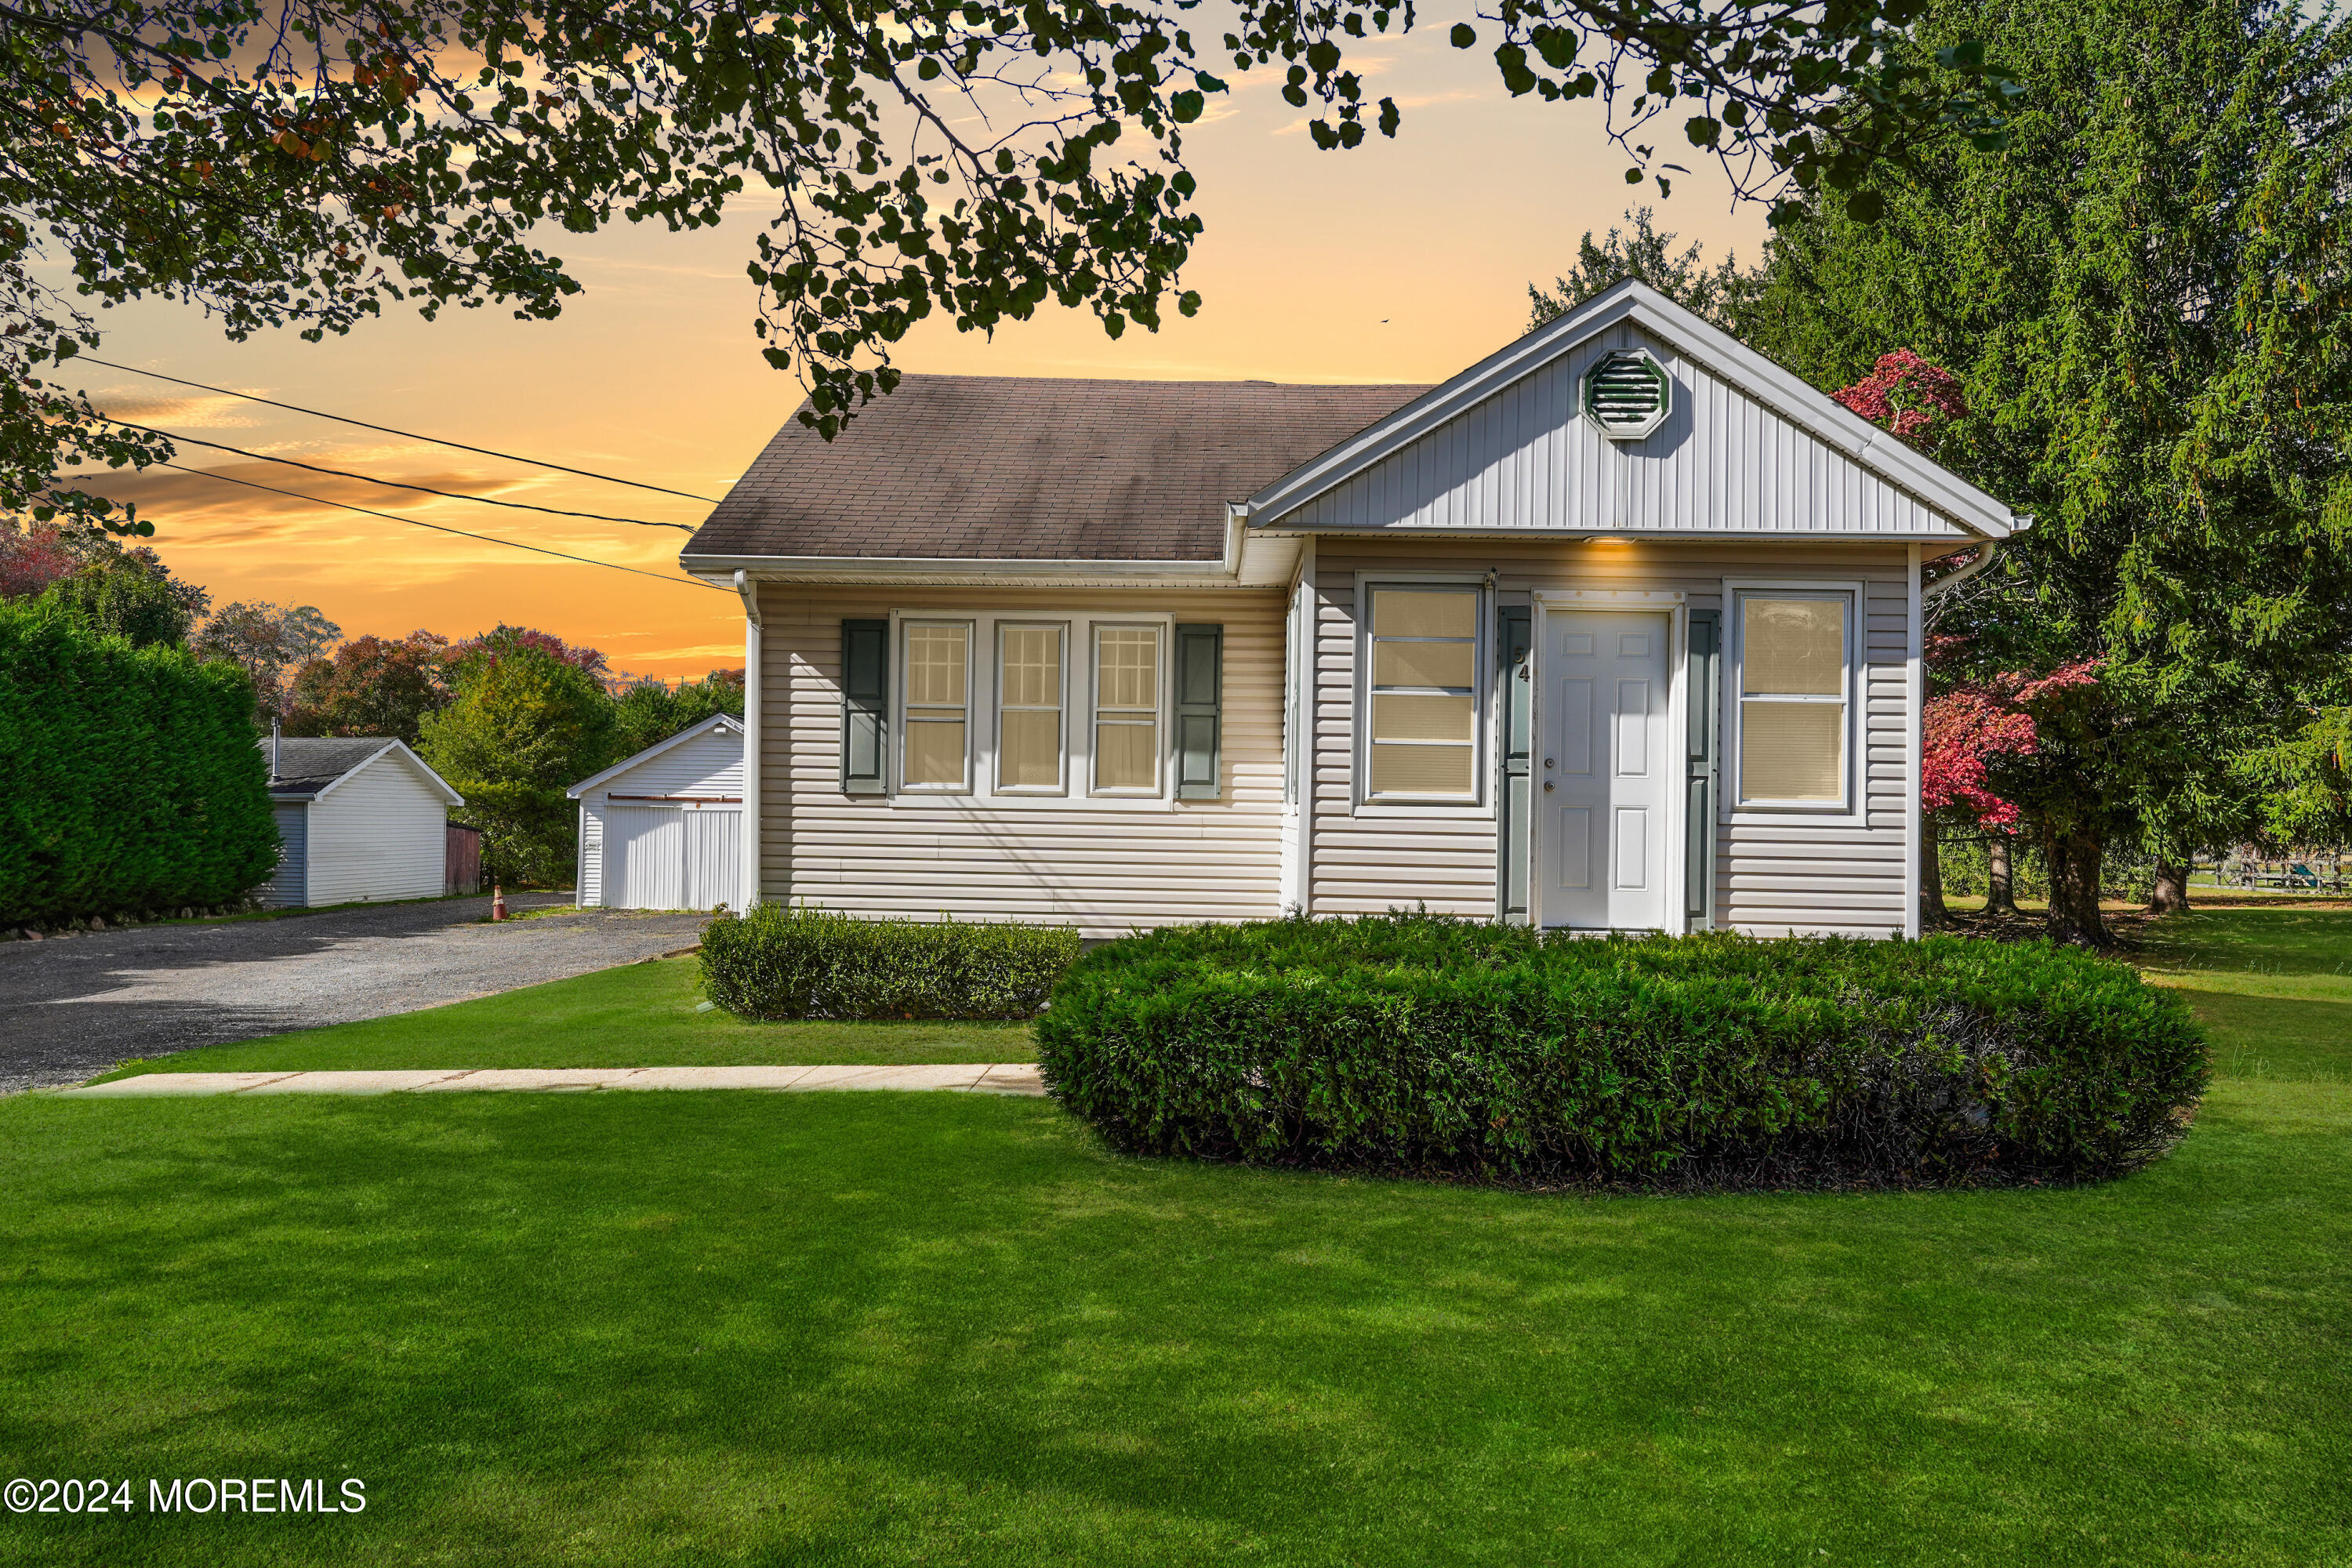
[1036,914,2209,1189]
[0,600,278,928]
[701,904,1080,1021]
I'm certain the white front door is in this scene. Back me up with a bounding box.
[1539,608,1674,930]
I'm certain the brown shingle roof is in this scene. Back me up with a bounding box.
[682,373,1431,564]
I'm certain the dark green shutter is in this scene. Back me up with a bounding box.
[1496,606,1533,924]
[1686,609,1720,925]
[840,619,888,795]
[1174,623,1222,800]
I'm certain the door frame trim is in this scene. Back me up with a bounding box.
[1529,590,1689,935]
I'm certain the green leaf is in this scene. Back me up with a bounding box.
[1449,23,1476,48]
[1845,187,1886,223]
[1171,89,1203,122]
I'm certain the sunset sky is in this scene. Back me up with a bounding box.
[67,31,1766,681]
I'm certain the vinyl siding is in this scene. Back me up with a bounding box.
[1275,321,1972,541]
[302,753,448,906]
[757,584,1286,937]
[1307,538,1915,936]
[260,802,308,908]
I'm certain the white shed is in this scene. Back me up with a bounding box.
[567,714,745,911]
[258,736,464,909]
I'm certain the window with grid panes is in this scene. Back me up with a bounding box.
[1365,586,1479,800]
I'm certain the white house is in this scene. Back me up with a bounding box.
[567,713,746,911]
[258,736,464,909]
[677,281,2024,938]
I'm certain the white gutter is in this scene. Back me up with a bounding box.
[734,569,764,913]
[1920,535,2006,602]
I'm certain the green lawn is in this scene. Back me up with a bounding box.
[97,957,1033,1079]
[5,910,2349,1566]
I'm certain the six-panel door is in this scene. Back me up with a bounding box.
[1539,609,1671,930]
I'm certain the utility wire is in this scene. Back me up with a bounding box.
[153,461,724,591]
[82,356,722,504]
[108,421,695,532]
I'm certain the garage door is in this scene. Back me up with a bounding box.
[603,804,742,912]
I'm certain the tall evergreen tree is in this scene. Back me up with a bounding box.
[1748,0,2352,942]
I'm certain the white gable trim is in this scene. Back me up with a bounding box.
[567,713,744,800]
[1245,279,2018,540]
[310,739,465,808]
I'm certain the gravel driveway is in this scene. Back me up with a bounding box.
[0,895,711,1095]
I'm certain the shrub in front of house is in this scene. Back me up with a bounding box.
[1035,914,2208,1189]
[701,903,1080,1021]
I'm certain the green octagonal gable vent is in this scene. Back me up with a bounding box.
[1582,348,1671,441]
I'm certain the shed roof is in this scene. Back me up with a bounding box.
[261,736,463,805]
[681,375,1429,564]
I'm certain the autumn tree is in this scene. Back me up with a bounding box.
[2,523,211,646]
[285,630,452,744]
[193,601,342,720]
[1746,0,2352,944]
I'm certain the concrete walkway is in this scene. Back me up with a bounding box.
[53,1065,1047,1098]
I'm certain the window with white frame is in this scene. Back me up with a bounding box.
[900,621,971,791]
[995,622,1067,793]
[1091,624,1162,793]
[1364,585,1480,801]
[1733,590,1853,808]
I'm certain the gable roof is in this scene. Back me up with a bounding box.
[566,713,744,799]
[680,374,1428,566]
[1245,278,2020,539]
[261,736,463,806]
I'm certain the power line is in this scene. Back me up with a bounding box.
[109,422,696,531]
[82,356,722,504]
[151,461,724,592]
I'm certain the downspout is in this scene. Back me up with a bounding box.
[270,717,281,782]
[1920,536,2002,604]
[734,569,764,913]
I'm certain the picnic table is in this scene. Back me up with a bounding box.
[2220,859,2352,893]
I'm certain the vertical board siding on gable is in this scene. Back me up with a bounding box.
[1308,539,1914,937]
[1279,324,1972,541]
[756,584,1286,937]
[302,756,448,906]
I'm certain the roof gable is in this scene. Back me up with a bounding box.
[567,713,744,798]
[1246,280,2016,540]
[264,736,462,805]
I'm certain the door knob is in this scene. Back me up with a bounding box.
[1544,782,1555,792]
[1544,758,1554,768]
